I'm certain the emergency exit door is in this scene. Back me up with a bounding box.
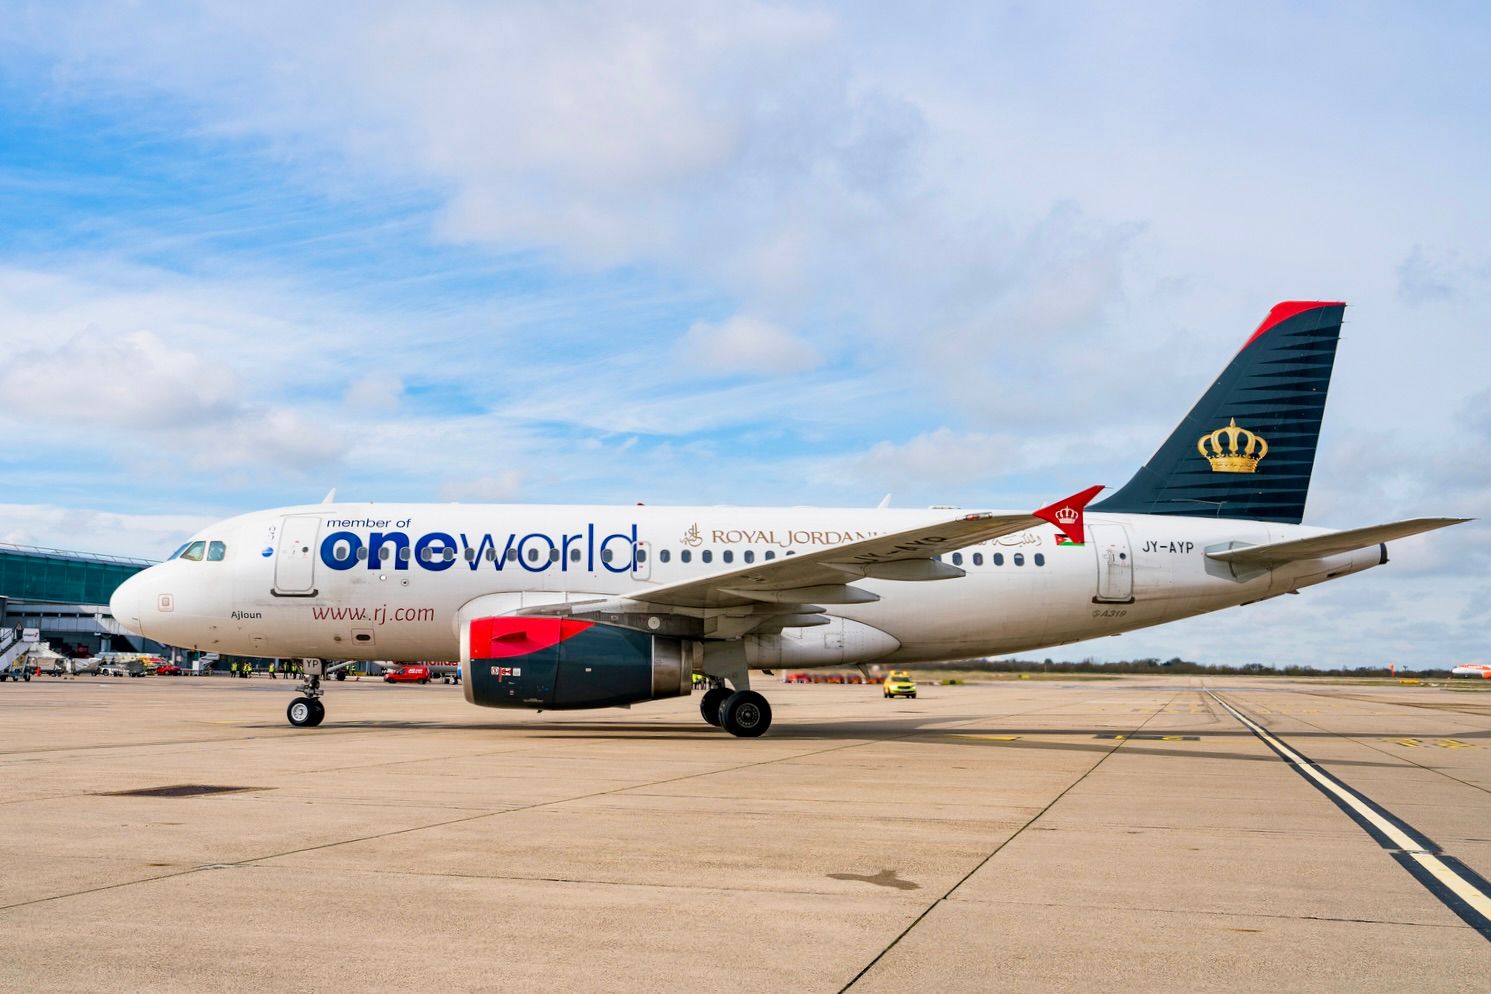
[1089,524,1134,603]
[273,514,322,596]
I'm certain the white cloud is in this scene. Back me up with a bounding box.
[3,328,241,430]
[0,504,213,561]
[678,315,820,375]
[439,470,526,502]
[343,373,404,412]
[852,429,1025,488]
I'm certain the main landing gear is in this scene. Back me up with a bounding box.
[699,680,772,738]
[287,659,326,728]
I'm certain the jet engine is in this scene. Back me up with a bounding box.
[464,616,691,710]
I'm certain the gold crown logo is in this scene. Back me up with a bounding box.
[1054,506,1078,525]
[1197,418,1268,473]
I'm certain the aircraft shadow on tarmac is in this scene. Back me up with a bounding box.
[241,713,1486,767]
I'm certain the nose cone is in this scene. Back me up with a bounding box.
[110,573,146,637]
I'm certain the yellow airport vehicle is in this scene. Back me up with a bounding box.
[883,671,917,699]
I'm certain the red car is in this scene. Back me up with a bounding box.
[384,665,431,684]
[155,662,183,676]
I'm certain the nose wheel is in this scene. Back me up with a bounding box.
[287,696,325,727]
[286,660,327,727]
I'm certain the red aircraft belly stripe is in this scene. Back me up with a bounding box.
[469,617,594,660]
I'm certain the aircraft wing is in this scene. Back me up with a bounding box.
[512,486,1100,634]
[591,485,1104,614]
[622,510,1044,611]
[1205,517,1469,567]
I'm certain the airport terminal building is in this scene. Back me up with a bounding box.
[0,543,160,655]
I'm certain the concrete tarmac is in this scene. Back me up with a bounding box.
[1,674,1488,992]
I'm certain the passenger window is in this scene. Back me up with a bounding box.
[570,547,581,562]
[548,548,559,562]
[1034,553,1045,567]
[464,548,476,562]
[637,548,648,563]
[601,548,614,564]
[660,549,671,564]
[993,553,1004,566]
[181,541,206,561]
[445,548,456,562]
[399,547,411,562]
[526,547,539,562]
[744,550,754,564]
[207,541,226,562]
[356,546,368,561]
[972,553,983,566]
[681,550,692,563]
[381,547,392,561]
[506,549,518,562]
[1014,553,1024,566]
[951,552,963,566]
[764,551,775,560]
[723,550,733,564]
[485,548,496,562]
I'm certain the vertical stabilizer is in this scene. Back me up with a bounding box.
[1091,301,1345,524]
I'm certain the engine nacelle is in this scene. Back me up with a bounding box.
[464,616,691,711]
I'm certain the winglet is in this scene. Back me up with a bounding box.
[1033,485,1105,546]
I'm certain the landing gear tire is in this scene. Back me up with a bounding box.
[334,670,347,681]
[287,697,322,728]
[719,690,772,738]
[699,687,731,726]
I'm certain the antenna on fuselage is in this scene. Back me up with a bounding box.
[877,494,892,509]
[321,488,337,504]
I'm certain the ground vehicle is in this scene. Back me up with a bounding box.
[384,665,431,684]
[883,671,917,699]
[155,662,184,675]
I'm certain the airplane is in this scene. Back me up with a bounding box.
[109,300,1468,736]
[1450,663,1491,679]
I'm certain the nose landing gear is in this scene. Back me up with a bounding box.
[287,659,326,728]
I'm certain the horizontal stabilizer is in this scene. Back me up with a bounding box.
[1206,518,1470,567]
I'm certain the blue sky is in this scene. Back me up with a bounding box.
[1,2,1487,667]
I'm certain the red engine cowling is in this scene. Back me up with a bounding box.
[464,616,691,710]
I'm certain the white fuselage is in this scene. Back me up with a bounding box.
[109,502,1383,666]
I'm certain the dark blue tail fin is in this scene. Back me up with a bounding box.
[1091,301,1345,524]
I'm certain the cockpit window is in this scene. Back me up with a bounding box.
[206,541,227,562]
[169,543,189,560]
[180,541,206,561]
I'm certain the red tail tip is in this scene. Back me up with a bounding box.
[1241,300,1346,351]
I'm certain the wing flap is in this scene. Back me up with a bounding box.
[1206,518,1469,566]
